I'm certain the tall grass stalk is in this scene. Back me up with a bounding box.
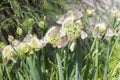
[0,66,3,80]
[56,49,64,80]
[103,36,119,80]
[84,37,97,80]
[103,38,112,80]
[103,17,118,80]
[94,37,99,80]
[26,55,40,80]
[109,37,119,58]
[5,65,11,80]
[63,49,68,80]
[75,39,83,80]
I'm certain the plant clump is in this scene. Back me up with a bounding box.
[1,9,119,68]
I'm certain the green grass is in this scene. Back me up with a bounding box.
[0,0,120,80]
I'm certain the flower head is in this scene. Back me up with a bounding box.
[16,27,23,35]
[44,27,61,47]
[95,23,106,34]
[28,35,45,51]
[2,45,16,62]
[38,21,45,29]
[111,9,120,18]
[8,35,14,42]
[62,16,82,42]
[86,9,95,17]
[17,43,30,56]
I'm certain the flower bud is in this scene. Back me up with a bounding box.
[8,35,14,42]
[16,27,22,35]
[95,23,106,34]
[0,42,5,49]
[38,21,45,29]
[86,9,95,17]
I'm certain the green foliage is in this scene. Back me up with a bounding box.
[0,0,120,80]
[0,0,66,43]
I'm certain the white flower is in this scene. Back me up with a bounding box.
[2,45,16,61]
[17,43,30,56]
[86,9,95,17]
[70,42,76,52]
[111,9,120,17]
[80,30,88,40]
[29,35,44,51]
[62,16,82,42]
[44,26,60,47]
[16,27,23,35]
[95,23,106,34]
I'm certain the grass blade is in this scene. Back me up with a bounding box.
[75,39,83,80]
[103,38,112,80]
[56,51,64,80]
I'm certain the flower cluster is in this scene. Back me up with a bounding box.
[2,34,46,63]
[111,9,120,24]
[92,22,107,38]
[2,45,16,63]
[111,9,120,18]
[44,12,84,48]
[2,9,118,64]
[1,10,84,63]
[44,27,61,47]
[62,16,83,42]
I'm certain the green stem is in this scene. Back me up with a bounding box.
[84,38,97,80]
[94,37,99,80]
[56,50,64,80]
[75,39,83,80]
[75,61,79,80]
[64,50,68,80]
[5,66,11,80]
[103,38,112,80]
[109,37,119,58]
